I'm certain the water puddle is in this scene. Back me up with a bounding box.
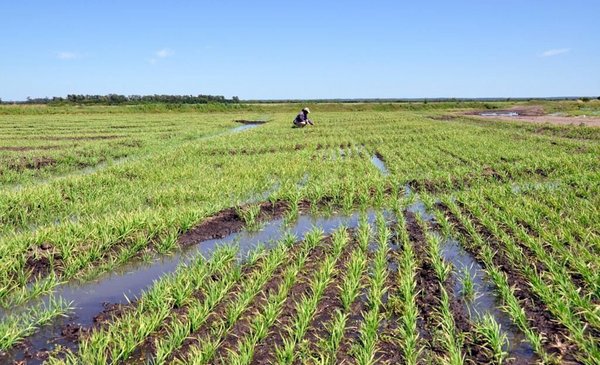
[370,154,389,176]
[440,238,535,360]
[2,209,379,363]
[230,123,261,133]
[480,112,519,117]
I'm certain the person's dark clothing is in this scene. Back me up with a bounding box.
[293,112,313,126]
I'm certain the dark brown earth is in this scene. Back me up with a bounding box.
[437,202,581,363]
[0,146,60,151]
[178,201,295,246]
[24,243,62,281]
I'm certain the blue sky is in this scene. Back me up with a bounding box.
[1,1,599,101]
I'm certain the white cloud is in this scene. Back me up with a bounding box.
[56,51,81,60]
[156,48,174,58]
[540,48,570,57]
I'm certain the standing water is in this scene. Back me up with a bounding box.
[370,154,389,176]
[1,209,379,363]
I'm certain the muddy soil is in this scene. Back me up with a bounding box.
[0,146,60,151]
[24,243,62,280]
[178,201,293,246]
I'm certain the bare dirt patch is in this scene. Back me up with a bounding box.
[468,105,600,127]
[486,115,600,127]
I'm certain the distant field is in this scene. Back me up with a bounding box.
[0,104,599,364]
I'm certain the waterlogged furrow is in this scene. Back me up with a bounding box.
[0,297,71,352]
[50,246,240,364]
[439,198,586,364]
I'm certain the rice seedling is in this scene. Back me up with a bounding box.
[475,313,509,364]
[2,102,599,363]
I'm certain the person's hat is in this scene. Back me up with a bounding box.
[302,107,310,113]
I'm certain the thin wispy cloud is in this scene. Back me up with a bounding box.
[149,48,174,64]
[540,48,570,57]
[156,48,174,58]
[56,51,81,60]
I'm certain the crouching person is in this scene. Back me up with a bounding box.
[293,107,314,128]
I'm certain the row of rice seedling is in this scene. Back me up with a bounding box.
[51,245,241,364]
[417,217,465,364]
[1,106,598,363]
[171,234,296,364]
[273,228,351,364]
[0,296,71,351]
[439,195,598,364]
[474,197,600,335]
[486,184,599,295]
[220,229,328,365]
[393,211,421,364]
[490,198,600,303]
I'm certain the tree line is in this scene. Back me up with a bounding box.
[2,94,240,105]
